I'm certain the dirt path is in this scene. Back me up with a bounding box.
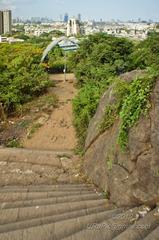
[22,74,77,151]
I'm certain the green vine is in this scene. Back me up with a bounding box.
[98,68,159,151]
[118,68,158,150]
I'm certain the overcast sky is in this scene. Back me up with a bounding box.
[0,0,159,21]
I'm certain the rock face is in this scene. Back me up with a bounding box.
[84,70,159,207]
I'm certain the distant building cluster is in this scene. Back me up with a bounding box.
[24,22,67,37]
[13,19,157,40]
[0,10,12,35]
[20,14,83,37]
[82,20,157,40]
[0,9,157,42]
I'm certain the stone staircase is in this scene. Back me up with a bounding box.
[0,148,159,240]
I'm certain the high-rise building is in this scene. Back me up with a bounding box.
[1,10,12,35]
[0,11,3,34]
[77,14,81,22]
[67,18,81,36]
[64,13,69,23]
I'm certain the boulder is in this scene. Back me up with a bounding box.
[84,71,159,207]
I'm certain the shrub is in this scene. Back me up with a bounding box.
[73,78,111,150]
[0,44,51,115]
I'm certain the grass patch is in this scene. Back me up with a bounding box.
[6,138,23,148]
[18,119,31,129]
[27,123,43,139]
[99,104,118,133]
[102,191,110,199]
[22,93,58,115]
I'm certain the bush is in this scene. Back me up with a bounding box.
[0,43,51,115]
[48,60,65,73]
[73,78,111,150]
[129,32,159,69]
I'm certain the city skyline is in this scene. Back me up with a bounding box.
[0,0,159,22]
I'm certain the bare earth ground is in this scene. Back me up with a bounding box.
[22,73,77,151]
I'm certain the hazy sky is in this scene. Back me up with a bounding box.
[0,0,159,21]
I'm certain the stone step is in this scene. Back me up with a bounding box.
[0,166,85,186]
[113,207,159,240]
[0,190,97,202]
[0,165,65,186]
[60,206,147,240]
[0,199,108,225]
[0,205,112,233]
[143,225,159,240]
[0,148,85,185]
[0,207,125,240]
[0,184,94,192]
[0,148,66,167]
[0,172,60,186]
[0,192,104,209]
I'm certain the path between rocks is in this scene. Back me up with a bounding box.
[0,74,88,185]
[22,73,77,151]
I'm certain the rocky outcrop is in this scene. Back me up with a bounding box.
[84,70,159,207]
